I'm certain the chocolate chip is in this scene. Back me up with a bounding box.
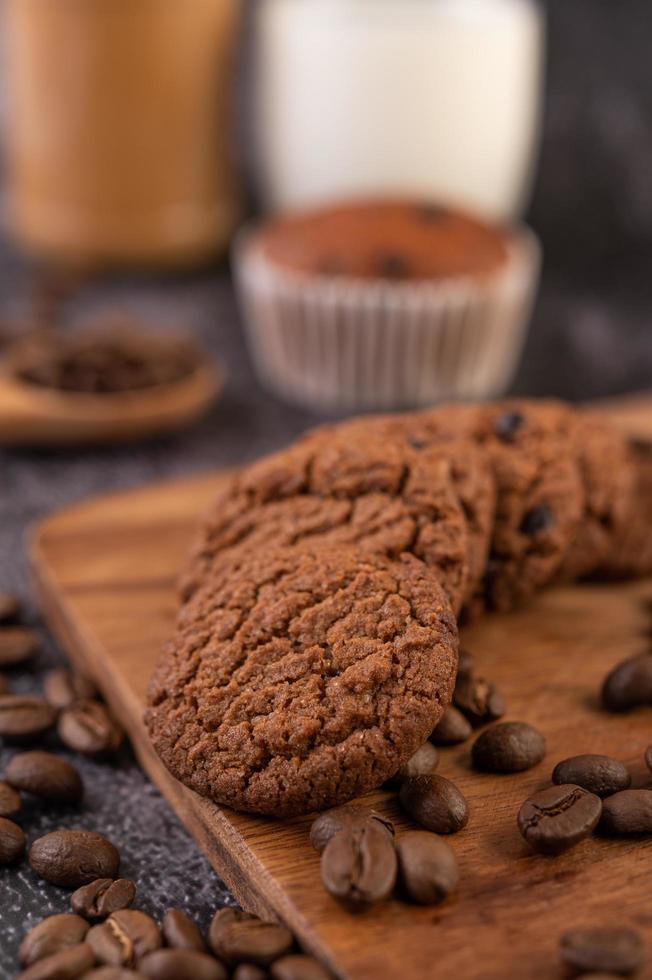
[493,411,525,443]
[377,253,410,279]
[519,505,554,535]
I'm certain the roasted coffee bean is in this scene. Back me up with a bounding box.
[471,722,546,773]
[232,966,268,980]
[0,778,22,817]
[209,910,293,967]
[457,648,475,679]
[139,949,227,980]
[559,927,645,976]
[87,910,161,966]
[0,695,57,742]
[646,745,652,772]
[0,592,21,623]
[387,742,439,788]
[320,822,397,911]
[396,830,459,905]
[29,829,120,887]
[399,774,469,834]
[0,815,26,863]
[271,954,333,980]
[161,908,206,951]
[58,700,124,756]
[494,411,525,443]
[83,969,144,980]
[18,913,90,966]
[430,705,473,746]
[520,505,554,535]
[0,626,39,666]
[71,878,135,919]
[518,784,602,854]
[454,674,505,726]
[44,668,97,710]
[601,654,652,712]
[6,751,84,804]
[16,943,95,980]
[309,804,394,854]
[600,789,652,835]
[552,754,631,798]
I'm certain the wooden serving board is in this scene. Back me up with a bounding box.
[30,396,652,980]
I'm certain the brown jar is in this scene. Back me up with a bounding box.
[4,0,241,268]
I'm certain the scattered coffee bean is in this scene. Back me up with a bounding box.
[16,942,94,980]
[29,829,120,887]
[71,877,135,920]
[600,789,652,835]
[58,700,124,756]
[520,505,554,535]
[43,668,97,710]
[646,745,652,772]
[209,909,293,967]
[552,755,631,798]
[396,830,459,905]
[271,954,333,980]
[0,778,22,817]
[387,742,439,788]
[457,648,475,679]
[0,592,21,623]
[309,804,394,854]
[472,722,546,773]
[232,965,268,980]
[320,822,397,911]
[139,948,227,980]
[430,706,472,746]
[83,970,144,980]
[559,927,645,976]
[161,908,206,951]
[0,815,26,863]
[518,784,602,854]
[0,626,40,667]
[87,909,161,966]
[18,913,90,967]
[0,695,57,742]
[494,411,525,443]
[454,674,505,726]
[601,654,652,712]
[6,751,84,804]
[399,774,469,834]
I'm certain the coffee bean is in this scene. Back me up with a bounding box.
[399,775,469,834]
[494,411,525,443]
[457,648,475,679]
[646,745,652,772]
[600,789,652,835]
[454,674,505,727]
[29,829,120,887]
[560,927,645,976]
[16,943,95,980]
[71,878,135,920]
[602,654,652,711]
[44,668,97,710]
[309,804,394,854]
[552,755,631,798]
[320,822,397,911]
[518,784,602,854]
[161,909,206,951]
[6,751,84,804]
[58,700,124,756]
[270,954,333,980]
[83,969,144,980]
[209,909,293,967]
[0,815,26,863]
[0,695,57,742]
[520,505,554,535]
[0,592,21,623]
[472,722,546,773]
[139,949,227,980]
[87,910,161,966]
[430,706,473,746]
[0,626,39,667]
[233,966,268,980]
[387,742,439,788]
[0,778,22,817]
[396,830,459,905]
[18,913,90,966]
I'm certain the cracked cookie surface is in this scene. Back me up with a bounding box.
[147,546,458,817]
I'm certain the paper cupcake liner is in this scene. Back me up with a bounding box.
[234,225,541,412]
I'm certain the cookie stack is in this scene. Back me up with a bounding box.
[145,400,652,817]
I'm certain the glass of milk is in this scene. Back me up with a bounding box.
[254,0,545,222]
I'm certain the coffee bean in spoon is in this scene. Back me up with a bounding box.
[559,926,645,976]
[399,774,469,834]
[0,695,57,742]
[209,909,293,967]
[454,674,505,726]
[43,668,97,710]
[139,949,228,980]
[0,627,40,667]
[0,779,22,818]
[386,742,439,788]
[430,706,472,746]
[29,829,120,887]
[18,913,90,967]
[0,815,26,864]
[16,942,95,980]
[600,789,652,835]
[552,754,631,798]
[471,722,546,773]
[161,909,207,952]
[0,592,21,623]
[320,822,397,912]
[309,804,394,854]
[518,784,602,855]
[601,654,652,711]
[71,878,135,920]
[6,751,84,804]
[396,831,459,905]
[57,700,124,756]
[87,910,161,966]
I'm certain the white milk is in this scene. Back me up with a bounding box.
[255,0,545,221]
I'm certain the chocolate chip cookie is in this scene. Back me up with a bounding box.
[146,546,458,817]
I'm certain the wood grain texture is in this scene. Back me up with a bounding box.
[29,400,652,980]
